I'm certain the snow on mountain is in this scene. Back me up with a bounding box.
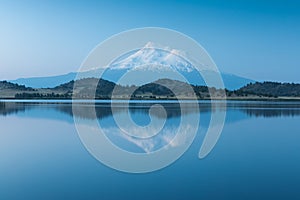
[110,42,194,72]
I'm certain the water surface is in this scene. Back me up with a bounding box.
[0,100,300,199]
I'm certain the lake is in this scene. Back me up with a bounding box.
[0,100,300,199]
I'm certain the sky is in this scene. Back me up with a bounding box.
[0,0,299,82]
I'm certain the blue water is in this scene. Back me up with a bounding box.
[0,101,300,199]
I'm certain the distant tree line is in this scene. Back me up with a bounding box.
[4,79,300,99]
[15,92,71,99]
[235,82,300,97]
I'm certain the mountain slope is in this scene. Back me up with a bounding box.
[10,72,77,88]
[0,81,35,98]
[10,69,253,90]
[10,42,254,90]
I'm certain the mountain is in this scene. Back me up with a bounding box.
[10,42,254,90]
[104,42,254,89]
[10,69,253,91]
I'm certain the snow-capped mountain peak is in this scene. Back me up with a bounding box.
[110,42,194,72]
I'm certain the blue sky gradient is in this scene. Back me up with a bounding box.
[0,0,299,82]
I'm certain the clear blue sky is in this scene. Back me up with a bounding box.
[0,0,299,82]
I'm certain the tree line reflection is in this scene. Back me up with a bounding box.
[1,101,300,119]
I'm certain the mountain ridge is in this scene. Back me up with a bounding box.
[9,69,254,90]
[9,42,255,90]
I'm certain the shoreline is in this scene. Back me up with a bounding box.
[1,96,300,103]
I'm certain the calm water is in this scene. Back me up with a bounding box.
[0,100,300,200]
